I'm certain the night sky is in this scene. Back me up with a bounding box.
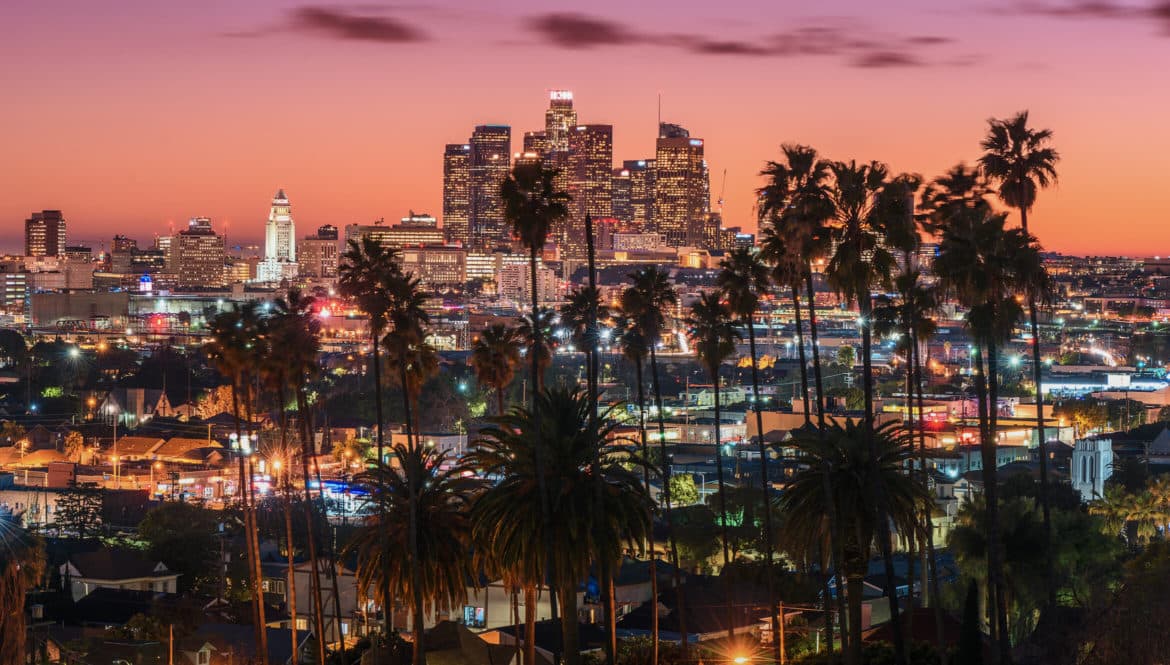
[2,0,1168,254]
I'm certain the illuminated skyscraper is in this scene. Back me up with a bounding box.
[175,217,226,290]
[653,124,709,246]
[612,168,632,223]
[564,124,613,258]
[469,125,511,249]
[523,131,550,156]
[258,189,298,282]
[298,225,339,279]
[544,90,577,153]
[442,143,471,246]
[623,159,654,231]
[25,210,67,257]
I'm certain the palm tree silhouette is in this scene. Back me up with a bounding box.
[980,111,1061,608]
[0,514,45,659]
[686,291,740,642]
[470,389,652,665]
[469,324,523,417]
[717,246,783,662]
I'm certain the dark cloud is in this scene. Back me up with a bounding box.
[527,13,643,48]
[853,50,924,68]
[524,12,961,68]
[289,6,428,42]
[1006,1,1170,33]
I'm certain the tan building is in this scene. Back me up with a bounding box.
[653,125,709,247]
[298,225,339,278]
[400,245,466,289]
[174,217,226,290]
[345,221,444,250]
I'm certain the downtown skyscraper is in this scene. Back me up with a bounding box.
[468,125,511,249]
[564,124,613,258]
[258,189,297,283]
[653,123,709,246]
[442,143,471,246]
[25,210,67,257]
[544,90,577,153]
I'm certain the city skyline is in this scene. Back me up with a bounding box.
[2,1,1169,255]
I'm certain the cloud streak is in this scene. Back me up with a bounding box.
[525,12,958,68]
[290,6,428,42]
[1005,1,1170,33]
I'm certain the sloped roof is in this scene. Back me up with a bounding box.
[426,620,517,665]
[112,436,165,456]
[69,548,172,580]
[154,437,223,457]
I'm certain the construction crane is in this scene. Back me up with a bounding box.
[717,168,728,215]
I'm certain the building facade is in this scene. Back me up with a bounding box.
[258,189,297,283]
[442,144,471,246]
[563,124,613,259]
[653,125,709,247]
[174,218,226,290]
[25,210,67,257]
[298,225,339,279]
[468,125,511,250]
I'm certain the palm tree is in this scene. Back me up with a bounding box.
[339,237,401,470]
[470,388,652,665]
[980,111,1061,606]
[348,445,476,660]
[781,420,930,664]
[469,324,523,416]
[614,312,660,662]
[516,306,559,391]
[717,247,782,661]
[623,266,688,653]
[205,304,269,665]
[934,207,1046,664]
[758,226,811,424]
[823,160,917,663]
[686,291,740,641]
[0,514,45,662]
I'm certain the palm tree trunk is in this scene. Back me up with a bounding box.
[498,387,506,418]
[370,328,393,639]
[859,292,908,665]
[230,378,264,662]
[847,570,864,665]
[242,377,270,665]
[913,335,947,665]
[303,396,347,665]
[711,371,735,643]
[650,345,688,657]
[806,269,850,659]
[399,365,425,665]
[560,581,581,665]
[528,245,559,662]
[284,475,299,665]
[746,317,782,664]
[817,545,835,655]
[511,584,522,665]
[973,346,1001,665]
[791,286,811,426]
[634,357,660,664]
[986,337,1011,664]
[524,584,537,665]
[294,402,327,665]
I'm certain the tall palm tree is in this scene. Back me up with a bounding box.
[614,312,660,662]
[516,306,559,391]
[469,324,523,416]
[623,266,688,654]
[717,247,782,661]
[0,514,45,662]
[686,292,740,641]
[347,445,476,658]
[206,305,269,665]
[758,226,811,424]
[758,146,849,653]
[470,388,652,665]
[980,111,1060,606]
[781,420,930,664]
[934,208,1046,665]
[271,290,332,664]
[338,237,401,470]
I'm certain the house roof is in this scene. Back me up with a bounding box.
[68,548,173,581]
[191,623,313,665]
[426,620,517,665]
[154,436,223,457]
[112,436,165,456]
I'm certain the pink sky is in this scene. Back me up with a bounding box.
[1,0,1168,255]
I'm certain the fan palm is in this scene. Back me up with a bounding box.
[347,445,476,658]
[469,324,523,416]
[758,226,811,424]
[717,246,782,661]
[823,160,918,663]
[686,292,740,641]
[470,389,652,665]
[0,515,45,663]
[516,307,559,390]
[780,420,929,663]
[934,207,1045,664]
[981,112,1060,607]
[205,304,269,664]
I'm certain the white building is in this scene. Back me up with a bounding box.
[498,263,559,305]
[257,188,298,283]
[1071,437,1113,502]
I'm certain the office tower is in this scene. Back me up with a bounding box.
[345,219,444,250]
[25,210,67,257]
[523,131,550,156]
[653,124,709,246]
[623,159,655,231]
[258,189,297,283]
[468,125,511,249]
[401,212,438,227]
[174,217,226,290]
[703,212,724,250]
[298,224,339,279]
[564,124,614,258]
[545,90,577,153]
[612,168,633,223]
[442,143,471,246]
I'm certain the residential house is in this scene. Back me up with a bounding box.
[61,548,180,601]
